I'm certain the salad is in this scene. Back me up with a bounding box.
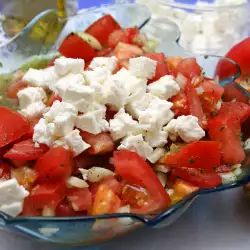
[0,14,249,218]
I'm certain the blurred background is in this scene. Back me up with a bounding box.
[0,0,249,55]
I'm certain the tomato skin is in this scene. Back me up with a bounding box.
[35,147,73,182]
[169,92,189,117]
[59,33,97,61]
[166,56,182,71]
[7,80,27,99]
[80,131,114,155]
[73,152,97,174]
[186,81,207,127]
[171,167,222,188]
[144,52,170,82]
[66,188,92,212]
[108,27,139,48]
[113,150,171,211]
[4,139,48,160]
[208,115,245,164]
[0,162,11,180]
[55,199,74,217]
[174,58,202,79]
[22,181,66,216]
[223,82,249,104]
[92,184,121,215]
[161,141,221,170]
[219,102,250,122]
[85,14,121,45]
[0,107,30,148]
[47,92,62,107]
[114,42,143,61]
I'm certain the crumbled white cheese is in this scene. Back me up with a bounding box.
[89,56,117,72]
[129,56,157,79]
[147,75,180,100]
[54,57,85,76]
[118,134,153,160]
[144,128,168,148]
[53,129,90,156]
[17,87,46,109]
[164,115,205,143]
[109,108,142,141]
[147,148,167,164]
[20,101,47,120]
[83,67,111,85]
[67,176,89,188]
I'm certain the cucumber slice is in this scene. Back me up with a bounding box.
[76,32,102,51]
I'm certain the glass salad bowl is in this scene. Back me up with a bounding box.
[0,3,249,246]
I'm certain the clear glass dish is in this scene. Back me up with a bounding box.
[0,3,249,247]
[135,0,250,56]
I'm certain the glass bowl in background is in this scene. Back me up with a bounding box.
[135,0,250,55]
[0,3,249,246]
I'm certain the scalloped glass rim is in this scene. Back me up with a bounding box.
[0,3,248,245]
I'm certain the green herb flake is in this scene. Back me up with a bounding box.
[60,164,65,168]
[220,126,225,132]
[189,157,195,164]
[204,55,209,59]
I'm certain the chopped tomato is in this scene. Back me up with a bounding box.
[96,48,113,57]
[160,141,221,170]
[47,92,62,107]
[10,159,29,168]
[173,58,202,79]
[166,56,182,71]
[73,152,97,174]
[219,102,250,122]
[144,52,170,82]
[85,14,121,45]
[172,179,198,199]
[169,92,189,117]
[66,188,92,212]
[0,162,11,180]
[223,82,249,104]
[186,81,207,127]
[35,147,73,182]
[199,80,224,113]
[12,167,37,191]
[80,131,114,155]
[22,181,66,216]
[7,79,27,99]
[105,106,117,121]
[171,167,222,188]
[215,165,233,173]
[56,199,74,217]
[114,42,143,61]
[208,115,245,164]
[90,176,122,199]
[114,151,171,212]
[0,107,30,148]
[121,184,150,208]
[92,184,121,215]
[4,139,48,160]
[59,33,96,61]
[108,27,139,48]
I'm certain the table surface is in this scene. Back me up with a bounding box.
[1,188,250,250]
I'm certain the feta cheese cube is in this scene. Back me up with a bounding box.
[33,118,55,146]
[53,112,76,137]
[164,115,205,143]
[17,87,46,109]
[147,148,167,164]
[118,134,153,159]
[76,105,109,134]
[0,201,23,217]
[109,108,142,141]
[102,78,129,110]
[23,67,59,89]
[129,56,157,79]
[89,56,117,72]
[89,82,104,103]
[54,73,85,96]
[83,67,111,85]
[126,93,157,118]
[44,101,77,123]
[147,75,180,100]
[139,98,174,129]
[144,128,168,148]
[54,57,85,75]
[20,101,47,120]
[62,84,94,112]
[53,129,90,156]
